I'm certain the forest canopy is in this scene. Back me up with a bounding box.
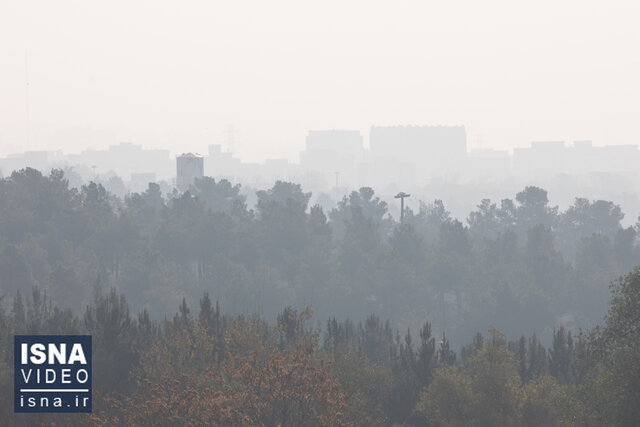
[1,167,640,425]
[1,168,638,344]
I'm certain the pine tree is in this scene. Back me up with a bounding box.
[438,332,457,366]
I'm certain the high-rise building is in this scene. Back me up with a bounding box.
[176,153,204,191]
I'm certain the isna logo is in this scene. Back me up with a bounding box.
[14,335,92,413]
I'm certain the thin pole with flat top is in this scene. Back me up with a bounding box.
[395,192,411,224]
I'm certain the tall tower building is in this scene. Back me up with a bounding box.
[176,153,204,191]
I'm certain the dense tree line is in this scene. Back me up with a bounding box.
[1,168,638,346]
[1,167,639,424]
[1,266,639,425]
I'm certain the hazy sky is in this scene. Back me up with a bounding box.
[1,0,639,162]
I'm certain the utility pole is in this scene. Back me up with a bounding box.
[395,192,411,224]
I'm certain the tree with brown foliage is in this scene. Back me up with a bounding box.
[90,331,349,426]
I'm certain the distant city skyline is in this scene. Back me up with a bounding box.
[0,124,637,164]
[2,128,638,189]
[2,133,640,230]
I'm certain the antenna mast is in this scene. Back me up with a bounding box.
[25,51,30,149]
